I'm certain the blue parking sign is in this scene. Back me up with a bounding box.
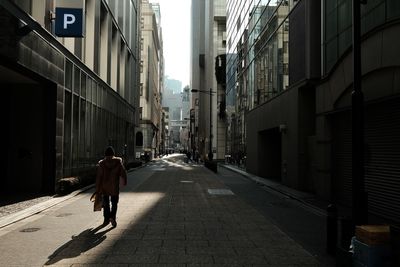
[55,8,83,37]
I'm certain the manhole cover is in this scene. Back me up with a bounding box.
[56,213,73,217]
[20,227,40,233]
[207,189,234,195]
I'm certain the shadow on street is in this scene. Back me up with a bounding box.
[45,224,114,265]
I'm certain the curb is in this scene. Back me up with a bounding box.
[0,184,94,229]
[219,164,327,217]
[0,162,150,229]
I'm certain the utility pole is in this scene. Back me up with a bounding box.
[352,0,368,226]
[208,88,213,161]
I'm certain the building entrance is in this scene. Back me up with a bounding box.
[258,128,282,181]
[0,64,56,195]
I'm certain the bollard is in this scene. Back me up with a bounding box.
[390,225,400,266]
[336,216,355,267]
[326,204,338,255]
[338,216,354,249]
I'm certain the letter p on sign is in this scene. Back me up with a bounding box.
[55,8,83,37]
[64,14,76,29]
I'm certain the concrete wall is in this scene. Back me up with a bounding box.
[245,0,321,193]
[246,88,300,188]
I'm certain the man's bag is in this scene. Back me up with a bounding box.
[90,192,102,212]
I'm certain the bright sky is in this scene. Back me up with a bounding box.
[150,0,191,87]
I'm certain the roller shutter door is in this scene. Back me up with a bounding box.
[331,98,400,223]
[365,98,400,223]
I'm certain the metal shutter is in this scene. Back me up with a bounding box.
[331,98,400,223]
[365,98,400,223]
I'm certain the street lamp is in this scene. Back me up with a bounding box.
[191,88,216,161]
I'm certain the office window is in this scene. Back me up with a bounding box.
[73,66,80,95]
[111,24,119,90]
[87,77,92,102]
[81,73,86,99]
[72,95,80,168]
[100,3,109,81]
[323,0,400,73]
[63,91,72,174]
[65,60,73,90]
[79,99,86,164]
[119,40,126,96]
[92,80,97,105]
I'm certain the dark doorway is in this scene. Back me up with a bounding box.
[136,132,143,146]
[0,64,56,195]
[258,128,282,181]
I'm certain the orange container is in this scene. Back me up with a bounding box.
[355,225,390,246]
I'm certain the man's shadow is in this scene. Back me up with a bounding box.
[45,224,114,265]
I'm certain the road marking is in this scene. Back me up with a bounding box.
[207,189,234,195]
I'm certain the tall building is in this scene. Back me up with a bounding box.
[137,0,163,159]
[151,1,165,156]
[160,107,169,154]
[190,0,226,161]
[316,0,400,223]
[0,0,141,194]
[162,86,186,150]
[165,77,182,94]
[227,0,400,224]
[181,86,191,151]
[227,0,293,168]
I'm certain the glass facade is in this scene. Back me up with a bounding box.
[62,0,139,175]
[323,0,400,73]
[226,0,296,160]
[4,0,141,178]
[62,63,135,175]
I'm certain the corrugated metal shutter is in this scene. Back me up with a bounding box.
[331,98,400,223]
[365,98,400,223]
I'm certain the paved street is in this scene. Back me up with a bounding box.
[0,154,322,266]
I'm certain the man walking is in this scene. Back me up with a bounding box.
[95,146,127,227]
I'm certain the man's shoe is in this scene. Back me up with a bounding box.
[102,219,110,227]
[110,218,117,228]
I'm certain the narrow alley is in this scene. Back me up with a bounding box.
[0,154,327,266]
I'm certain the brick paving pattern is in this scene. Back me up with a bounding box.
[0,156,321,266]
[44,157,319,266]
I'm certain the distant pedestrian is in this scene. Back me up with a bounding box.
[95,146,127,228]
